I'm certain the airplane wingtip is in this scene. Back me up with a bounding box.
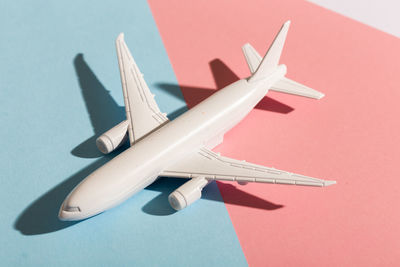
[117,32,125,40]
[316,92,325,100]
[324,180,337,186]
[242,43,251,50]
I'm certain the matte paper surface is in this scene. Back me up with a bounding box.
[149,0,400,266]
[2,0,400,266]
[0,1,246,266]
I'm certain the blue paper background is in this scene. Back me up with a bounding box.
[0,1,246,265]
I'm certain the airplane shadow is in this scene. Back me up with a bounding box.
[156,59,294,114]
[14,156,111,235]
[70,54,126,158]
[142,178,283,216]
[14,55,285,235]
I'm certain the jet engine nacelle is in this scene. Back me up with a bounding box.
[168,176,209,210]
[96,120,129,154]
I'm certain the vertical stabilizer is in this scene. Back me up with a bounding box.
[248,21,290,82]
[242,26,324,99]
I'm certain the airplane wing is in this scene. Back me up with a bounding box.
[242,43,324,99]
[116,33,169,145]
[161,148,336,187]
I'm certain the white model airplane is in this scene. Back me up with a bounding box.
[59,21,335,221]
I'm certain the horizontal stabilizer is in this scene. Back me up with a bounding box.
[243,41,324,99]
[242,43,261,73]
[272,77,324,99]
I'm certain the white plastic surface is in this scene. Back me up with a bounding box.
[59,21,335,221]
[243,43,324,99]
[96,120,129,154]
[162,148,336,187]
[249,21,290,82]
[116,33,169,144]
[168,176,209,210]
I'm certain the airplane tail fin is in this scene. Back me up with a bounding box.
[243,21,324,99]
[248,21,290,83]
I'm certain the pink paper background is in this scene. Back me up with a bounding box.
[149,0,400,265]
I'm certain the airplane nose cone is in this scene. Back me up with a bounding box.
[58,173,109,221]
[58,199,83,221]
[58,158,134,221]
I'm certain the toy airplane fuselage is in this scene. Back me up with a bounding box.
[59,21,335,221]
